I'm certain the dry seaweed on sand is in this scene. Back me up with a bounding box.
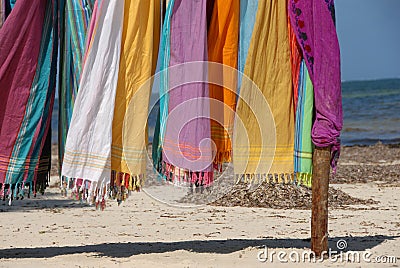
[335,143,400,185]
[181,182,377,210]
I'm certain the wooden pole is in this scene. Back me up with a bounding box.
[311,146,331,256]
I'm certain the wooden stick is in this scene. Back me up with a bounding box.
[311,146,331,256]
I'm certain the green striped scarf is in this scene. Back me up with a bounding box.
[294,61,314,187]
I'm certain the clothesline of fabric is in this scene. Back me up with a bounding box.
[0,0,342,207]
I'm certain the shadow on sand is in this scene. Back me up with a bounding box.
[0,235,397,259]
[0,192,89,212]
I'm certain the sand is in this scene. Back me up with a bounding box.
[0,144,399,267]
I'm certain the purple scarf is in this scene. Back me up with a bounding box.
[289,0,342,170]
[161,0,213,185]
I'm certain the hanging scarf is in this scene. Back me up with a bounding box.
[234,0,294,182]
[20,0,58,197]
[207,0,239,168]
[61,0,124,208]
[152,0,174,174]
[0,0,47,199]
[294,61,314,187]
[58,0,96,174]
[110,0,160,198]
[155,0,214,186]
[289,0,342,170]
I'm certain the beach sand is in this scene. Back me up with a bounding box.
[0,143,399,267]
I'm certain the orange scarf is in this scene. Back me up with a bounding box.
[207,0,239,168]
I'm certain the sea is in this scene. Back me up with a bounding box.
[51,78,400,146]
[341,78,400,145]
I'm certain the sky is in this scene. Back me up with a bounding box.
[335,0,400,81]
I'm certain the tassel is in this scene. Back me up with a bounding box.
[128,174,133,191]
[0,184,4,200]
[192,172,198,184]
[204,172,209,186]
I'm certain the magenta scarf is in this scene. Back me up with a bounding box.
[289,0,343,170]
[0,1,46,183]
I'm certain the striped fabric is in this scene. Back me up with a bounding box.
[294,61,314,187]
[8,0,58,192]
[58,0,95,174]
[0,1,46,185]
[0,0,58,201]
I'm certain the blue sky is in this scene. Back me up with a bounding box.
[336,0,400,81]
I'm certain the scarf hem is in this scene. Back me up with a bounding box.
[158,161,214,187]
[235,172,312,187]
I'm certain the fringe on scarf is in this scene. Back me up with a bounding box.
[157,162,214,188]
[235,172,312,188]
[213,150,232,172]
[61,176,108,210]
[60,170,144,210]
[0,182,33,205]
[0,172,50,205]
[109,171,143,204]
[296,172,312,188]
[0,151,51,205]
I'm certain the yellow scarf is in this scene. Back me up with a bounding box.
[111,0,160,189]
[234,0,294,181]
